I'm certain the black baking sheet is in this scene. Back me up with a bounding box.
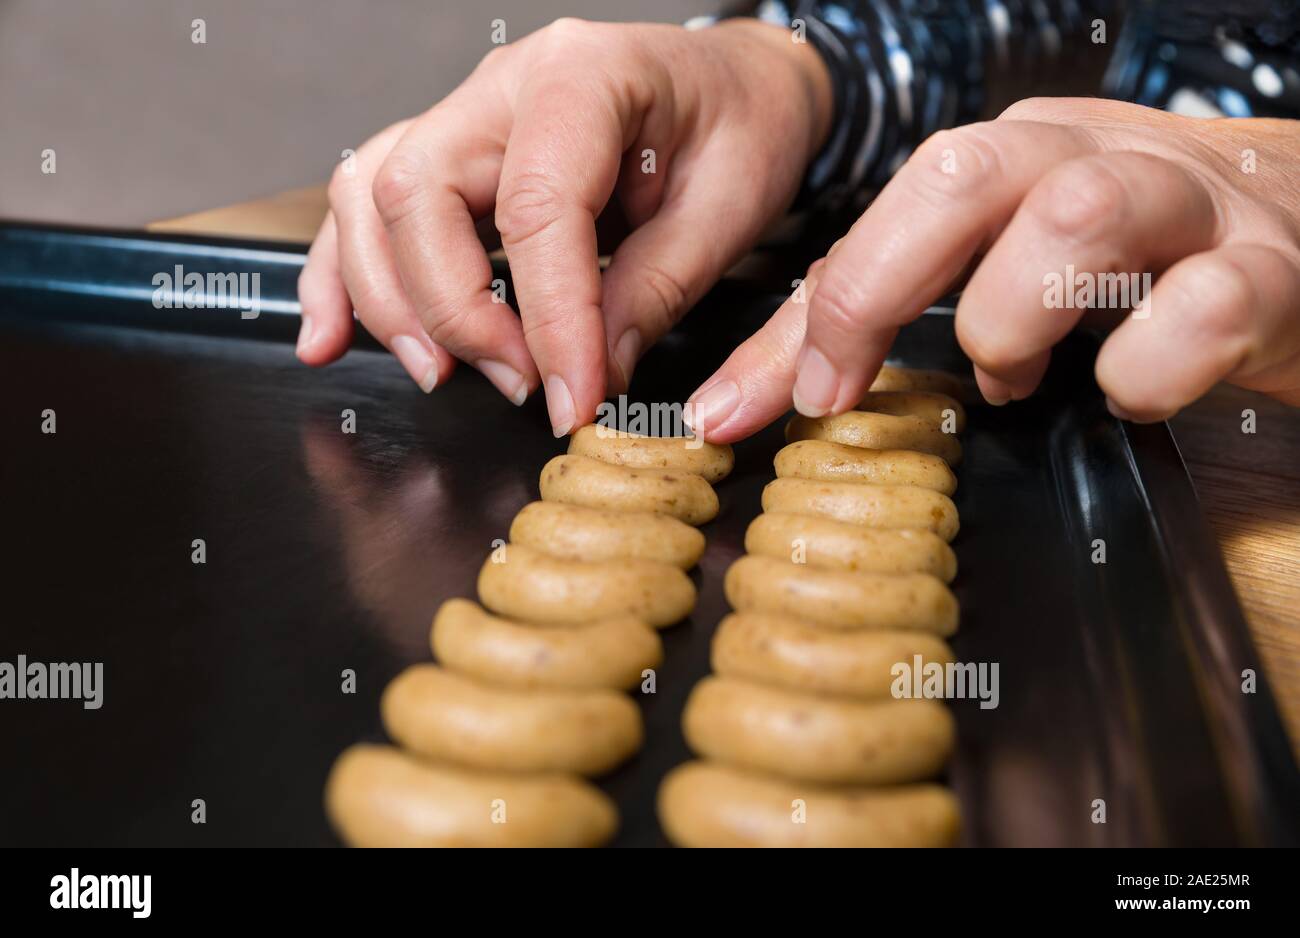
[1,223,1297,847]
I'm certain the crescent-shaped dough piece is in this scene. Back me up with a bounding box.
[682,676,954,785]
[326,744,618,848]
[382,664,644,776]
[568,425,734,483]
[658,760,960,848]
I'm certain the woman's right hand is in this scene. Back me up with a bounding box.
[297,17,831,436]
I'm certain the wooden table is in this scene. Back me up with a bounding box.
[151,189,1300,756]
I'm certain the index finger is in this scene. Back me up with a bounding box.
[792,120,1097,417]
[495,72,634,436]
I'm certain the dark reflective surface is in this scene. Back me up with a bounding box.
[1,248,1296,846]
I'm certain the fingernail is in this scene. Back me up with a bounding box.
[687,380,741,436]
[792,345,838,417]
[983,392,1010,406]
[612,328,642,389]
[295,317,314,357]
[391,334,439,393]
[545,374,575,437]
[478,359,528,406]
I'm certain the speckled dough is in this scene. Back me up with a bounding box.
[509,500,705,569]
[477,542,695,628]
[786,412,963,466]
[382,664,644,776]
[682,676,955,785]
[712,612,956,698]
[745,511,957,581]
[431,598,663,691]
[724,555,958,635]
[774,440,957,494]
[657,760,960,848]
[870,364,969,401]
[761,477,960,542]
[855,390,967,431]
[326,744,618,848]
[568,425,735,483]
[540,454,719,525]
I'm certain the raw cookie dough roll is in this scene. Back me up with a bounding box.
[774,440,957,495]
[762,477,960,542]
[786,412,962,466]
[724,555,958,635]
[855,390,967,432]
[682,676,955,785]
[382,664,643,776]
[568,425,735,483]
[326,744,618,848]
[712,612,956,698]
[658,761,960,848]
[540,454,719,525]
[432,598,663,691]
[870,364,969,401]
[510,501,705,569]
[745,512,957,581]
[478,542,695,628]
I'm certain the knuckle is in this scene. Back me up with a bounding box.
[477,44,509,70]
[810,270,865,338]
[1026,158,1127,242]
[371,152,426,227]
[541,17,596,45]
[528,17,603,59]
[495,171,564,245]
[907,126,1004,205]
[997,96,1061,122]
[425,300,477,350]
[1169,257,1254,341]
[520,306,568,348]
[635,261,689,333]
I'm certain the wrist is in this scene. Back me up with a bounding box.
[713,18,834,162]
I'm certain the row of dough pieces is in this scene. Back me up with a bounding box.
[661,368,969,847]
[326,365,968,846]
[326,424,732,847]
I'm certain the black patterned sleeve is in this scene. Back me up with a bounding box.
[689,2,1119,213]
[689,1,1300,216]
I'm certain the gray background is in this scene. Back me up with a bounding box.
[1,0,710,227]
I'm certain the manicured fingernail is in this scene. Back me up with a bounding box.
[545,374,575,437]
[612,328,642,389]
[792,344,838,417]
[391,334,439,393]
[478,359,528,406]
[687,380,741,436]
[295,317,314,357]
